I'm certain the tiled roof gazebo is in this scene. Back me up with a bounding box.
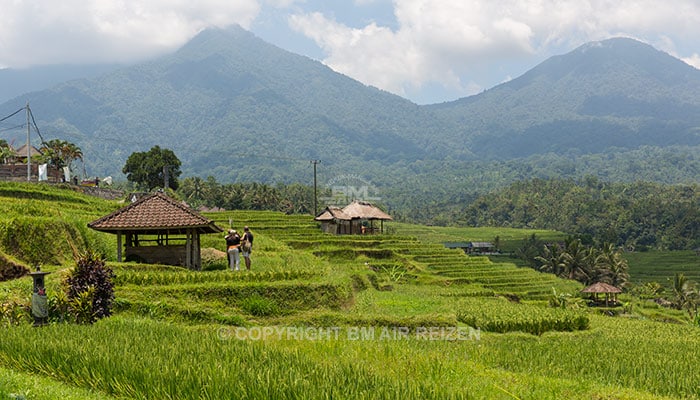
[88,192,223,269]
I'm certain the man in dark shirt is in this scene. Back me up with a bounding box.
[241,226,254,270]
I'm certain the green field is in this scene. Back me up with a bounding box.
[625,250,700,287]
[391,222,566,252]
[1,182,699,399]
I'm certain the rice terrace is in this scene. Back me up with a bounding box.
[0,181,699,400]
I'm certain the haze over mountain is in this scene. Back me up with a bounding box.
[0,64,121,104]
[429,37,700,159]
[0,26,699,199]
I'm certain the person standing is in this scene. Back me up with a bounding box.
[225,229,241,271]
[241,226,254,271]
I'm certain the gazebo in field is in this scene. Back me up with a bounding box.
[88,192,223,269]
[581,282,623,307]
[315,200,392,235]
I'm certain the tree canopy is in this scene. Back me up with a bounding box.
[123,146,181,191]
[39,139,83,170]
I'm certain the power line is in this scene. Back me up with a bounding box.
[0,107,25,123]
[0,124,25,133]
[27,106,46,145]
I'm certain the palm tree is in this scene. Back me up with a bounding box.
[562,238,593,283]
[535,243,566,277]
[671,273,697,317]
[63,142,83,171]
[179,177,205,208]
[594,243,629,288]
[40,139,82,170]
[0,142,14,164]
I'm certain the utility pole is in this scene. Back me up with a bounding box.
[163,165,170,190]
[26,103,30,181]
[310,160,321,216]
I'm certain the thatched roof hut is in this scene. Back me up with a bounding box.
[315,201,392,234]
[581,282,622,307]
[12,144,43,160]
[341,201,393,221]
[88,192,223,269]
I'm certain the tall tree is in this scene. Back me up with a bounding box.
[562,238,593,283]
[179,176,206,208]
[516,234,545,268]
[122,146,181,191]
[671,273,698,316]
[593,243,629,288]
[40,139,83,170]
[0,140,13,164]
[536,243,566,277]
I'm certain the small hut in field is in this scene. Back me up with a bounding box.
[315,200,392,235]
[11,144,43,163]
[581,282,622,307]
[88,192,223,269]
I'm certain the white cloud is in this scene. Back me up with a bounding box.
[682,54,700,70]
[0,0,260,68]
[264,0,298,8]
[289,0,700,100]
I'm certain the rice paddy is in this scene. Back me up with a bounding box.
[1,182,699,399]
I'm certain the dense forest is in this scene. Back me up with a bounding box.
[174,175,700,252]
[460,178,699,251]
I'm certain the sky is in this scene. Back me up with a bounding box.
[1,0,700,105]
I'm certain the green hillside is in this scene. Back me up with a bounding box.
[1,183,700,399]
[2,32,700,212]
[429,38,700,159]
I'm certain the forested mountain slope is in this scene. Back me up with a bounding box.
[428,38,700,158]
[1,29,699,222]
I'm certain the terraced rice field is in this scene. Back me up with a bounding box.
[205,210,582,300]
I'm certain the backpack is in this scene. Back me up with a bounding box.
[241,238,252,252]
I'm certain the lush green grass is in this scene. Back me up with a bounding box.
[0,316,689,399]
[2,182,700,399]
[0,181,119,266]
[0,366,112,400]
[625,250,700,287]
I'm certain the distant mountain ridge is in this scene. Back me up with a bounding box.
[0,64,121,104]
[428,37,700,158]
[0,28,698,195]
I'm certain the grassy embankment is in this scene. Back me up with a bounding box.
[0,182,699,399]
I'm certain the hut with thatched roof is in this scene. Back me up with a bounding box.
[314,200,392,235]
[88,192,223,269]
[12,144,43,162]
[581,282,623,307]
[315,206,351,234]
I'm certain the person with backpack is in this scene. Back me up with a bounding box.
[241,226,254,271]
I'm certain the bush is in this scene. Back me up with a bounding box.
[0,300,30,326]
[65,248,115,324]
[0,262,29,282]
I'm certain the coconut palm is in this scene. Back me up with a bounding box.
[535,243,566,277]
[562,238,593,283]
[180,177,205,207]
[671,273,698,317]
[0,142,14,164]
[593,243,629,288]
[40,139,82,170]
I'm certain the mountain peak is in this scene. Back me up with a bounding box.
[506,36,699,88]
[576,37,653,53]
